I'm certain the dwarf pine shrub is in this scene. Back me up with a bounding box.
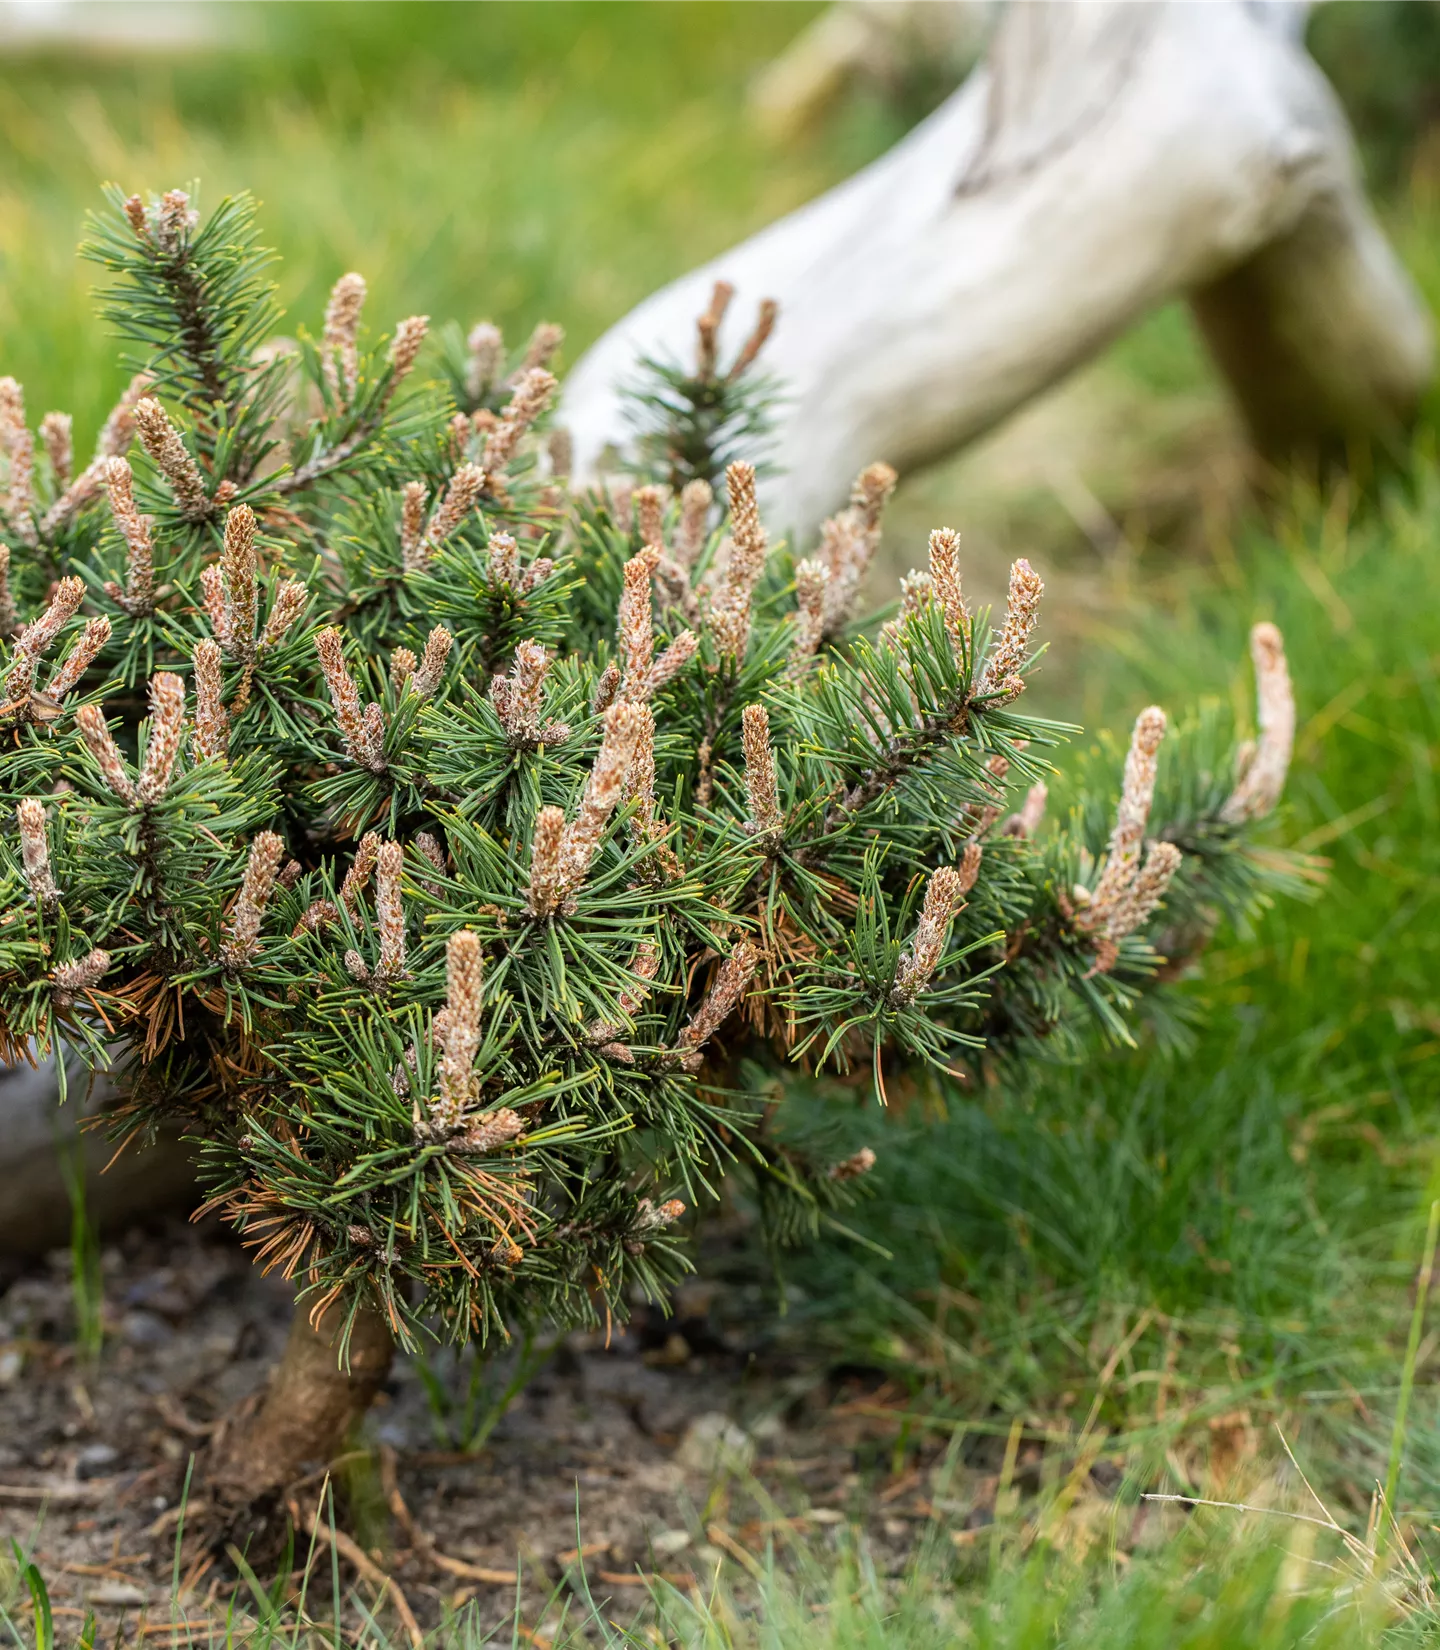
[0,190,1306,1493]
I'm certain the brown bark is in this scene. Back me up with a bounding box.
[207,1296,394,1507]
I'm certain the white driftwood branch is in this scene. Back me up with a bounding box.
[750,0,996,139]
[0,1056,194,1255]
[752,0,1309,141]
[563,0,1433,536]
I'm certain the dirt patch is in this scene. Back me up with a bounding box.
[0,1217,983,1639]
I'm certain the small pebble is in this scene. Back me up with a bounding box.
[643,1333,691,1368]
[87,1583,145,1607]
[122,1310,173,1347]
[76,1443,118,1480]
[674,1412,754,1477]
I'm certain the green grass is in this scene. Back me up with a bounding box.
[3,3,1440,1641]
[614,1536,1440,1648]
[55,1135,104,1366]
[9,1490,1440,1647]
[767,454,1440,1580]
[0,1,884,447]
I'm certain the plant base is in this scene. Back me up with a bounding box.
[206,1296,394,1512]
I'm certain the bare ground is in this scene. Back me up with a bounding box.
[0,1214,996,1642]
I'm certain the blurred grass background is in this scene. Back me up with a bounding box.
[3,3,1440,1639]
[0,2,860,437]
[1,0,1435,597]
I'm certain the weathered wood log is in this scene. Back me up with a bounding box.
[563,0,1434,534]
[0,1056,196,1256]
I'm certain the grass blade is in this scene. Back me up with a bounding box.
[1382,1196,1440,1533]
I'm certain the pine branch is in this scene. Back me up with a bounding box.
[0,184,1312,1361]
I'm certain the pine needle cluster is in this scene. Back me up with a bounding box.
[621,279,780,493]
[0,189,1307,1356]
